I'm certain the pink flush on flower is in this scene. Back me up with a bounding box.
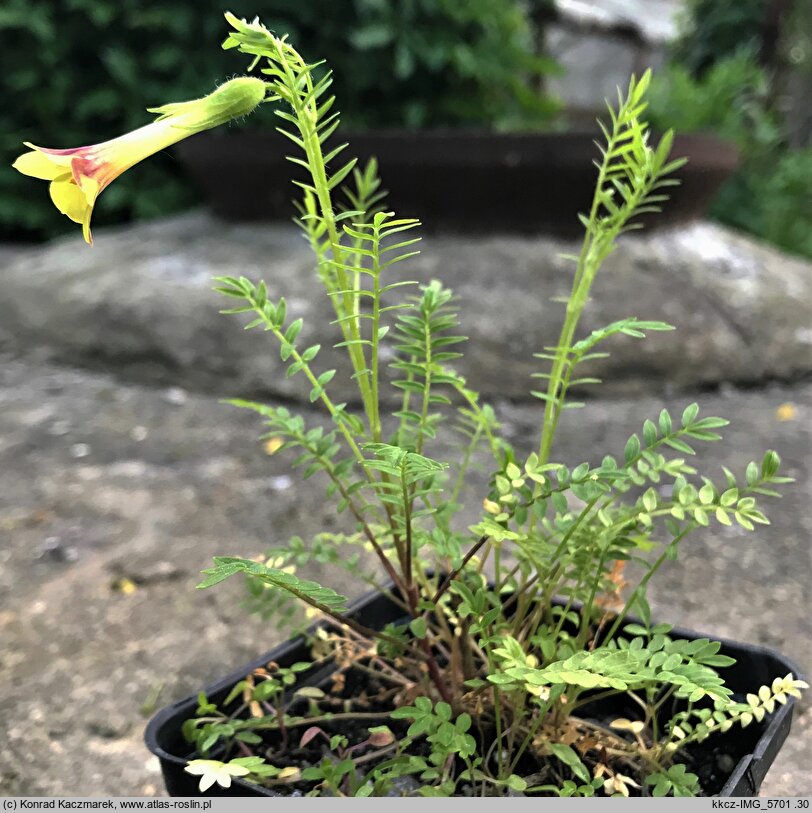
[13,77,266,245]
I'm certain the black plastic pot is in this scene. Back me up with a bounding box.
[176,129,739,236]
[145,587,800,797]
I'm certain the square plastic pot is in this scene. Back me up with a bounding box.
[146,588,800,797]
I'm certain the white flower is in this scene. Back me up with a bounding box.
[604,773,641,797]
[184,759,251,792]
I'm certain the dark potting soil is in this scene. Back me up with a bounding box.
[198,661,758,797]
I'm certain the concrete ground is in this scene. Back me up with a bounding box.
[0,358,808,796]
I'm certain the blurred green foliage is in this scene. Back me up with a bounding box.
[744,148,812,258]
[671,0,765,75]
[651,2,812,259]
[273,0,559,130]
[649,50,780,150]
[784,1,812,80]
[2,0,556,242]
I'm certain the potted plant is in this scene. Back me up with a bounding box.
[14,12,805,798]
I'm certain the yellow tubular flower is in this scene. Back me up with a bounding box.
[12,77,267,245]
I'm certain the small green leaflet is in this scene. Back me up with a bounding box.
[571,318,674,355]
[198,556,348,611]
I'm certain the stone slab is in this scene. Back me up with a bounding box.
[1,213,810,406]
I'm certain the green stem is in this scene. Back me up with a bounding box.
[369,228,383,441]
[538,187,603,465]
[537,94,658,464]
[509,497,604,638]
[317,448,405,596]
[415,316,433,456]
[402,467,413,587]
[454,383,502,465]
[573,536,615,650]
[449,424,482,506]
[603,524,696,644]
[396,363,415,447]
[430,535,489,605]
[506,697,555,775]
[269,325,366,466]
[278,40,375,430]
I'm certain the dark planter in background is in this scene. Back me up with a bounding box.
[145,587,799,798]
[177,130,739,236]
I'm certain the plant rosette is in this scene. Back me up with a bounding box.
[15,12,806,799]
